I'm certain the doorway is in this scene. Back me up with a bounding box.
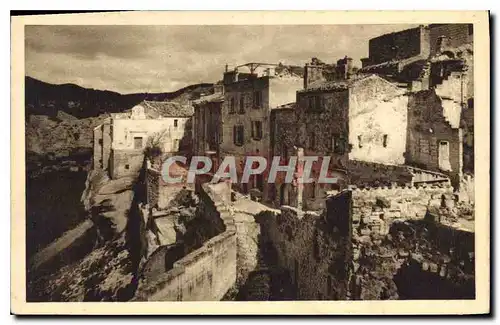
[133,137,143,150]
[438,140,451,171]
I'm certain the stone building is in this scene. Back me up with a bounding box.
[93,100,193,179]
[292,73,408,210]
[219,63,304,196]
[192,83,224,173]
[269,103,298,207]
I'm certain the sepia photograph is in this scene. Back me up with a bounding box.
[10,11,490,315]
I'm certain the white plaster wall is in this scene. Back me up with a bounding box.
[112,117,191,152]
[348,76,408,165]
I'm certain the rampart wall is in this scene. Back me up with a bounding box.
[133,181,237,301]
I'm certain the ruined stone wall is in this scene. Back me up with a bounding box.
[234,211,262,286]
[406,90,463,187]
[350,182,474,299]
[351,183,455,233]
[133,181,237,301]
[260,191,352,300]
[347,160,414,187]
[349,182,474,299]
[109,149,144,179]
[368,26,426,65]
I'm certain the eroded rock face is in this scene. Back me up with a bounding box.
[27,235,138,302]
[83,169,137,242]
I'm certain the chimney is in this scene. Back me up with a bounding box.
[436,36,451,54]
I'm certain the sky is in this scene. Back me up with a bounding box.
[25,24,416,94]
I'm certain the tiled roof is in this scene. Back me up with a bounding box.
[142,100,194,118]
[275,102,296,109]
[359,55,426,74]
[300,74,375,93]
[192,92,224,105]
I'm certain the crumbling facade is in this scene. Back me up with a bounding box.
[288,74,409,210]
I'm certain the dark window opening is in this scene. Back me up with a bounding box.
[239,95,245,114]
[332,134,345,154]
[98,139,103,146]
[307,95,323,112]
[229,97,235,114]
[309,132,316,149]
[383,134,388,147]
[358,135,363,148]
[256,174,264,192]
[125,164,130,170]
[253,91,262,108]
[233,125,244,146]
[174,119,178,128]
[251,120,263,140]
[281,142,288,160]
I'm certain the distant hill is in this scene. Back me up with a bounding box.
[25,76,214,119]
[25,77,215,163]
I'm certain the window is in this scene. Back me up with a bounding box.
[308,97,315,110]
[229,97,235,114]
[332,134,345,154]
[256,174,264,192]
[219,122,223,143]
[357,135,363,148]
[383,134,388,148]
[251,120,263,140]
[98,139,103,146]
[308,95,322,112]
[174,119,178,128]
[309,132,316,149]
[253,91,262,108]
[468,98,474,109]
[233,125,244,146]
[239,95,245,114]
[133,137,143,149]
[125,164,130,170]
[281,142,288,160]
